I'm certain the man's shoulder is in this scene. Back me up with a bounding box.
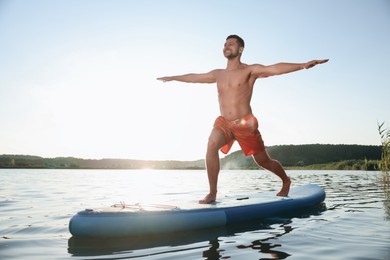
[209,68,224,76]
[246,64,267,74]
[247,63,265,68]
[238,64,265,71]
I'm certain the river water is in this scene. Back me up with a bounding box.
[0,169,389,259]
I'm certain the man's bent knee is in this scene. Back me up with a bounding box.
[252,151,271,167]
[207,129,226,152]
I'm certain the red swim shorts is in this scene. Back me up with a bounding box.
[213,114,265,156]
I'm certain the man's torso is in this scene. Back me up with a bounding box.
[215,64,257,120]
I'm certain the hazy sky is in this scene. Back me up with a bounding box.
[0,0,389,160]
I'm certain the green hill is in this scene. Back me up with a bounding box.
[221,144,381,170]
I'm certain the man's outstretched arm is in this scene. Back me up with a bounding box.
[253,59,329,78]
[157,70,217,84]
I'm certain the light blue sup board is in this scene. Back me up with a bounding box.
[69,184,325,237]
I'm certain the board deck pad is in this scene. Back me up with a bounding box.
[88,188,301,213]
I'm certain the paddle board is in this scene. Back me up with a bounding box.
[69,183,325,237]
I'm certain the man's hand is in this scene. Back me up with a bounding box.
[304,59,329,69]
[157,76,172,82]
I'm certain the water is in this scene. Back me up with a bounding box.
[0,169,389,259]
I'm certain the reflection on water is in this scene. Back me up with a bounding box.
[234,221,293,260]
[1,169,390,259]
[385,191,390,221]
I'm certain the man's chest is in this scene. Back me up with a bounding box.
[217,69,250,92]
[216,70,251,88]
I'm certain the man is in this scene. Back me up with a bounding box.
[157,35,328,204]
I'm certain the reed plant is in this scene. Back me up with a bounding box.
[378,123,390,221]
[378,122,390,188]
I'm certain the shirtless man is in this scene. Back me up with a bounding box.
[157,35,328,204]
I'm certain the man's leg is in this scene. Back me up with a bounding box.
[199,128,227,204]
[252,150,291,196]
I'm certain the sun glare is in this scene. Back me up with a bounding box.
[120,170,175,205]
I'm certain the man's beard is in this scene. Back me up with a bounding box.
[224,50,239,59]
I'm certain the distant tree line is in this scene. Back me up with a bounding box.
[0,154,205,170]
[0,144,382,170]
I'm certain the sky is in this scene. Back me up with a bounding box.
[0,0,389,161]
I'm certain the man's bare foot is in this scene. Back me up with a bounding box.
[277,177,291,197]
[199,193,216,204]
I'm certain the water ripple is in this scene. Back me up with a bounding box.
[0,169,389,259]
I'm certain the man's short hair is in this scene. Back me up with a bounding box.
[226,35,245,48]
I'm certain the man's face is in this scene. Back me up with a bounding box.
[223,38,242,59]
